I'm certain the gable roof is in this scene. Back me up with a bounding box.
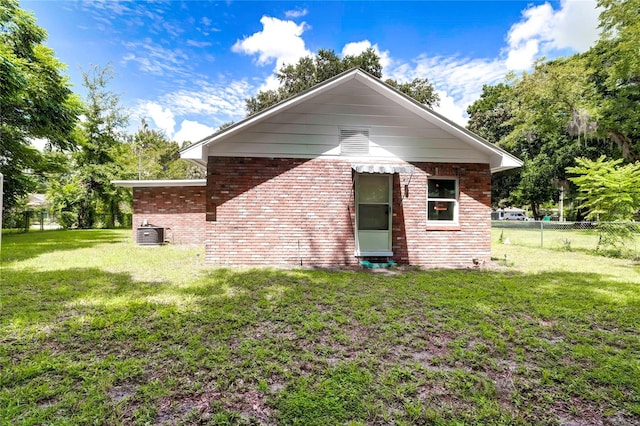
[181,68,522,173]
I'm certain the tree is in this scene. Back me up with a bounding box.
[567,156,640,221]
[245,48,439,115]
[467,83,520,208]
[0,0,81,211]
[587,0,640,160]
[467,56,615,217]
[384,78,438,107]
[467,83,515,145]
[117,125,205,180]
[567,155,640,250]
[51,65,130,229]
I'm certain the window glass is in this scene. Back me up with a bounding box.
[358,205,389,230]
[357,174,390,203]
[428,179,456,198]
[428,201,455,221]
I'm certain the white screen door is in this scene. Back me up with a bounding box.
[356,174,392,255]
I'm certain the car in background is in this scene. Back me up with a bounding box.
[491,209,527,221]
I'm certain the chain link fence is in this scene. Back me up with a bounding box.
[492,220,640,259]
[2,211,132,232]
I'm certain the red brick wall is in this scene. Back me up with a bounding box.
[206,157,357,266]
[205,157,491,268]
[132,186,206,244]
[393,163,492,267]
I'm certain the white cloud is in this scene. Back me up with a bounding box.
[341,40,392,73]
[131,77,254,140]
[186,40,212,48]
[136,101,176,136]
[258,74,280,92]
[162,78,253,118]
[122,38,189,75]
[547,0,601,51]
[173,120,216,144]
[285,8,308,18]
[386,55,507,124]
[506,39,540,71]
[381,0,600,123]
[432,91,468,126]
[232,16,311,70]
[505,0,601,70]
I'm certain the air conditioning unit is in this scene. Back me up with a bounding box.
[136,226,165,245]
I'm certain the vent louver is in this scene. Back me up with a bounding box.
[340,129,369,155]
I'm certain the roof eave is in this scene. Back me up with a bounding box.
[179,68,365,163]
[179,67,523,172]
[112,179,207,188]
[351,72,523,173]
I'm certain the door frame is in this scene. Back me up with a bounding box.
[354,173,393,256]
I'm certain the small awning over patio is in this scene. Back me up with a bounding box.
[352,164,415,174]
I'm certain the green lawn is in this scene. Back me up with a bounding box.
[1,230,639,425]
[491,223,640,259]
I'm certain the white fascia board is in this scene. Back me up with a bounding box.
[490,154,524,173]
[353,72,523,173]
[112,179,206,188]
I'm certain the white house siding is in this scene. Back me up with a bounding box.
[206,79,489,164]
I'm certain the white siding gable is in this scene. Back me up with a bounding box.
[206,79,489,164]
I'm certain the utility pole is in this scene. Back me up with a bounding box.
[137,118,149,180]
[559,184,564,222]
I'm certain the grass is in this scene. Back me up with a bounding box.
[1,229,639,425]
[492,224,640,259]
[491,228,640,283]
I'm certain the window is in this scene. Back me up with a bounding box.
[427,178,458,222]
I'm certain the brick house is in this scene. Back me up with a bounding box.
[114,69,521,268]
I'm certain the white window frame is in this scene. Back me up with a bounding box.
[427,177,459,224]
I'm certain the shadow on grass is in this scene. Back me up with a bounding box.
[1,267,173,329]
[0,229,126,264]
[2,266,639,425]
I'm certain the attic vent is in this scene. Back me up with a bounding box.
[340,129,369,155]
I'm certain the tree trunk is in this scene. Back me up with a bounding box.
[530,202,539,220]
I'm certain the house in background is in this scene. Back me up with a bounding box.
[114,69,522,268]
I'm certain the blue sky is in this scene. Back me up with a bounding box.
[24,0,602,145]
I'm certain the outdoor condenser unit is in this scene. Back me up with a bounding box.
[136,226,165,245]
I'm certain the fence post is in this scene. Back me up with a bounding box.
[540,220,544,248]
